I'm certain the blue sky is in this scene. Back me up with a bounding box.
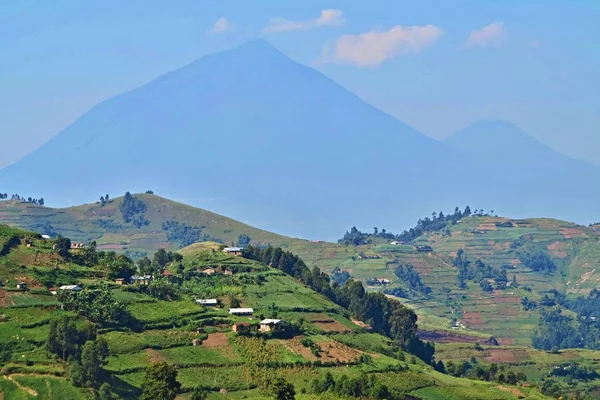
[1,0,598,167]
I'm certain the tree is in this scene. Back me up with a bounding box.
[46,316,82,360]
[270,377,295,400]
[38,198,45,206]
[190,387,208,400]
[54,235,72,258]
[140,363,181,400]
[464,205,472,217]
[99,383,116,400]
[80,338,110,388]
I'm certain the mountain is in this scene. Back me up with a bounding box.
[444,120,600,223]
[446,120,594,169]
[0,41,598,238]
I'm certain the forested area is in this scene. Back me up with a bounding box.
[453,249,509,291]
[532,290,600,351]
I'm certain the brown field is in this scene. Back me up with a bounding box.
[461,312,484,328]
[548,242,568,258]
[203,333,229,348]
[283,338,363,363]
[314,320,351,333]
[319,340,363,363]
[486,349,528,363]
[146,348,166,363]
[561,227,584,239]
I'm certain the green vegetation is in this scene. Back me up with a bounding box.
[0,223,550,399]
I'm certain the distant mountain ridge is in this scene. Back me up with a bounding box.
[0,40,598,238]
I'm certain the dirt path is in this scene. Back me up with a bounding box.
[4,375,38,396]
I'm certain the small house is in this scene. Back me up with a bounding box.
[259,319,282,333]
[224,269,234,276]
[49,287,57,295]
[196,299,218,306]
[229,308,254,316]
[232,322,252,333]
[130,275,153,285]
[223,247,243,256]
[161,270,174,278]
[41,235,52,240]
[16,283,27,290]
[70,243,86,250]
[200,267,216,276]
[114,278,127,285]
[59,285,82,292]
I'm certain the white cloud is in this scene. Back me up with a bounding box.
[210,18,235,34]
[264,9,345,33]
[319,25,444,67]
[466,22,506,48]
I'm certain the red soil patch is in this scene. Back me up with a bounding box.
[561,227,584,239]
[461,312,484,327]
[283,338,363,363]
[417,330,482,344]
[145,348,166,363]
[0,290,8,308]
[202,333,229,348]
[548,242,568,259]
[327,251,337,259]
[314,320,351,333]
[486,349,524,363]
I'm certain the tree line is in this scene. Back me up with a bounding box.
[0,193,45,205]
[339,206,477,246]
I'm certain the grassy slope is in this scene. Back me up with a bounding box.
[0,227,547,400]
[2,196,600,343]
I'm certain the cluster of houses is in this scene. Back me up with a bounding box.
[191,304,284,334]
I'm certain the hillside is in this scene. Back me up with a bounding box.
[3,193,600,348]
[0,193,305,256]
[0,225,553,399]
[324,214,600,347]
[1,41,599,238]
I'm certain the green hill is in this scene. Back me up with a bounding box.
[323,215,600,348]
[0,193,305,255]
[0,225,554,400]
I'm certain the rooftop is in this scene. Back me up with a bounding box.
[229,308,254,314]
[260,319,282,325]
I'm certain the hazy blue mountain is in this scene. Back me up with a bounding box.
[0,41,598,238]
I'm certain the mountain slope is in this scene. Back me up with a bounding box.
[0,193,308,256]
[0,40,460,239]
[1,43,599,238]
